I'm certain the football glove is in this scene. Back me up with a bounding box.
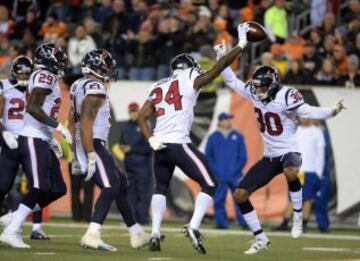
[332,99,346,116]
[213,39,227,60]
[149,136,166,151]
[2,131,18,149]
[48,138,63,159]
[56,123,73,145]
[237,23,250,49]
[85,152,96,181]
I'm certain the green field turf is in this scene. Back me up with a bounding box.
[0,221,359,261]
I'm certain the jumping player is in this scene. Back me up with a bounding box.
[214,42,345,254]
[137,23,250,254]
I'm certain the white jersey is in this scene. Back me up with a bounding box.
[20,69,61,141]
[297,125,325,177]
[0,79,26,135]
[70,77,111,173]
[222,67,333,157]
[148,68,201,144]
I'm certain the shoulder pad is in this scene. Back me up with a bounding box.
[284,87,304,110]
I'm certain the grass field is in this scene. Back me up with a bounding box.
[0,221,359,261]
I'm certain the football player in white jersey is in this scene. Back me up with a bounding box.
[0,43,72,248]
[214,42,345,254]
[69,49,149,252]
[0,56,51,240]
[138,23,250,254]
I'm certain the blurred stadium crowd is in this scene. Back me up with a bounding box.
[0,0,359,87]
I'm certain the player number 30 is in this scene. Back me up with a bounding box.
[254,107,283,136]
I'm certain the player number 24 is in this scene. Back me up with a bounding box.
[150,80,183,116]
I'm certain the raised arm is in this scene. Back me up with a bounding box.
[221,67,250,99]
[193,23,249,90]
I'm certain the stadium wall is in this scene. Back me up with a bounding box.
[51,81,360,222]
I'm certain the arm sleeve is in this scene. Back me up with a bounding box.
[295,104,333,120]
[84,81,107,96]
[221,67,250,99]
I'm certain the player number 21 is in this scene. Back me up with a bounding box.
[150,80,183,116]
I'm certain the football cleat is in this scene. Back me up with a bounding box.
[149,235,161,252]
[182,225,206,254]
[130,229,150,249]
[80,232,117,252]
[30,230,50,240]
[0,231,31,248]
[0,211,12,228]
[291,213,303,238]
[244,238,270,254]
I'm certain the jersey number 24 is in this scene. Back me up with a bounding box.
[150,80,183,116]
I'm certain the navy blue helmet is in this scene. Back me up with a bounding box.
[34,43,67,76]
[170,53,199,71]
[251,65,281,101]
[81,49,116,81]
[11,56,33,89]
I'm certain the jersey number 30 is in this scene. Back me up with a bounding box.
[150,80,183,116]
[254,108,283,136]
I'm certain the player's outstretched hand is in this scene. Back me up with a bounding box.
[49,137,63,159]
[213,39,227,60]
[332,99,346,116]
[56,123,73,145]
[237,23,250,49]
[85,152,96,181]
[2,131,18,149]
[149,136,166,151]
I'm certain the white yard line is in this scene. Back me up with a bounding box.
[303,247,360,254]
[34,252,56,255]
[148,258,172,261]
[24,222,360,241]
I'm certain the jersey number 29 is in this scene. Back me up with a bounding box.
[150,80,183,116]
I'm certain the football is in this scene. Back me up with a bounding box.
[246,21,268,42]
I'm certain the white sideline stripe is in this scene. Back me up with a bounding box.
[34,252,56,255]
[28,137,39,188]
[182,144,214,186]
[95,152,110,187]
[303,247,360,253]
[148,257,172,261]
[24,222,360,241]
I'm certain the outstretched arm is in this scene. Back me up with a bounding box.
[294,99,345,120]
[194,46,243,90]
[193,23,249,90]
[221,67,250,99]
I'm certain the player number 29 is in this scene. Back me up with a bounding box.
[254,107,283,136]
[150,80,183,116]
